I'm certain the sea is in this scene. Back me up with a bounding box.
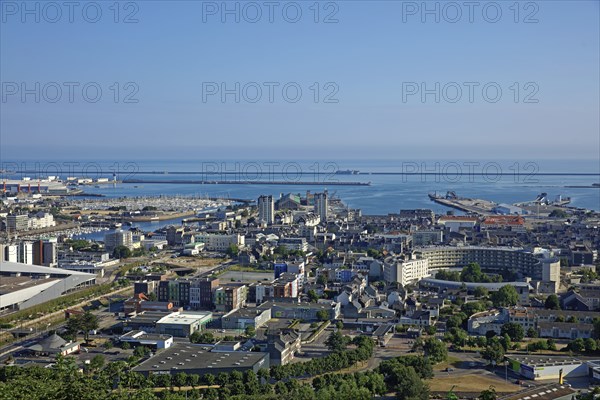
[3,158,599,240]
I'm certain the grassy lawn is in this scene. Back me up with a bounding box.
[428,374,520,393]
[433,355,463,371]
[227,264,272,273]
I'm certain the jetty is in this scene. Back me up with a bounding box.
[122,179,371,186]
[428,192,497,215]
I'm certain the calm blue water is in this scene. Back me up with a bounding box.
[3,159,599,216]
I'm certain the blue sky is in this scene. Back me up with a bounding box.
[1,0,599,161]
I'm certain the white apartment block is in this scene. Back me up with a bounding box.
[196,233,245,252]
[384,257,430,286]
[258,195,274,225]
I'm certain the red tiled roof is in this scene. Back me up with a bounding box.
[483,216,525,225]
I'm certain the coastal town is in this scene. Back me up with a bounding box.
[0,178,599,400]
[2,0,598,397]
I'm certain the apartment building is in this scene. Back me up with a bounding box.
[383,256,430,286]
[214,284,247,312]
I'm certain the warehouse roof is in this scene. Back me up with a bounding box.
[133,343,267,373]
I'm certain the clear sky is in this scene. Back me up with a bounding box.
[1,0,599,161]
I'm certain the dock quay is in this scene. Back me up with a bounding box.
[122,179,371,186]
[429,193,497,215]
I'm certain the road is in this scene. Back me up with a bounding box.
[0,285,131,356]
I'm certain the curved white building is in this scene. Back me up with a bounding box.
[413,246,560,282]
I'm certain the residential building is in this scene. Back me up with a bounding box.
[384,256,429,286]
[538,322,593,339]
[32,239,57,267]
[157,280,191,307]
[104,229,133,252]
[314,192,328,221]
[277,237,307,252]
[214,284,247,312]
[266,330,301,365]
[190,277,219,309]
[18,241,33,265]
[195,233,245,252]
[437,215,478,232]
[6,214,29,232]
[412,230,444,246]
[258,195,274,225]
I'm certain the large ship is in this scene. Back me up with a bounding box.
[335,169,360,175]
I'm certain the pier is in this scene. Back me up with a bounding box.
[122,179,371,186]
[429,193,497,215]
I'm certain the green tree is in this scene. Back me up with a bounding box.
[216,372,230,386]
[66,311,99,342]
[474,286,489,298]
[479,385,497,400]
[367,248,381,259]
[245,325,256,338]
[257,368,270,384]
[500,334,512,351]
[491,285,519,307]
[446,315,465,330]
[307,289,319,303]
[593,318,600,339]
[481,340,505,365]
[568,338,586,353]
[584,338,597,352]
[501,323,524,342]
[544,294,560,310]
[527,340,549,352]
[113,245,132,259]
[89,354,105,372]
[226,244,239,257]
[461,263,485,282]
[190,331,215,344]
[316,309,329,321]
[423,338,448,364]
[461,302,486,317]
[173,372,188,388]
[425,325,437,336]
[527,327,538,338]
[325,331,350,352]
[394,365,429,400]
[317,275,328,286]
[549,209,568,218]
[134,345,150,358]
[187,373,200,388]
[230,370,244,383]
